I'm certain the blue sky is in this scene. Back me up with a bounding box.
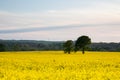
[0,0,99,12]
[0,0,120,42]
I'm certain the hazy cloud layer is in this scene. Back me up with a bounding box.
[0,25,120,42]
[0,23,120,34]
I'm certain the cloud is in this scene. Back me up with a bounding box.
[0,23,120,34]
[0,25,120,42]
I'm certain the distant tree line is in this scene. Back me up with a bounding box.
[0,40,120,52]
[0,40,63,51]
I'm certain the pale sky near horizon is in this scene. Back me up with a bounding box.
[0,0,120,42]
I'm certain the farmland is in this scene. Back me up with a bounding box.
[0,51,120,80]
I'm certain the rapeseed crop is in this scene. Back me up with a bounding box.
[0,51,120,80]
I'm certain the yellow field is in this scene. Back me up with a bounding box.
[0,51,120,80]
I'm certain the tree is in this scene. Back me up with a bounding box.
[0,44,5,52]
[63,40,74,54]
[75,36,91,54]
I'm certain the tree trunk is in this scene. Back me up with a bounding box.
[82,47,85,54]
[68,50,70,54]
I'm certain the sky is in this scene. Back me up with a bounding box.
[0,0,120,42]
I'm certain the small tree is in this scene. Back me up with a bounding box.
[75,35,91,54]
[63,40,73,54]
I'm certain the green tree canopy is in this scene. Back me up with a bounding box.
[75,36,91,54]
[63,40,74,54]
